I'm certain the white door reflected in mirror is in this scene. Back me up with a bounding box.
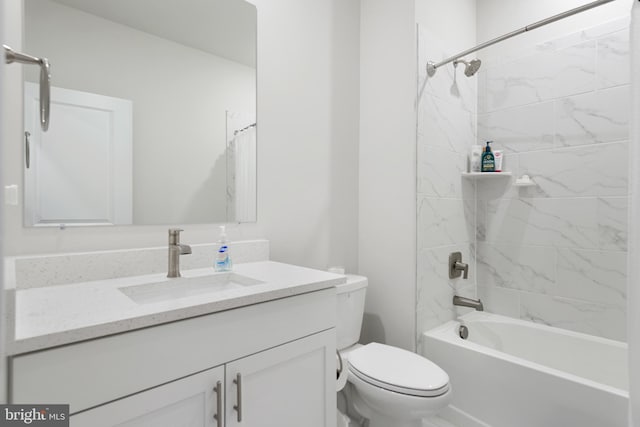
[24,83,133,226]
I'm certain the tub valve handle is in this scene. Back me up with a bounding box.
[449,252,469,279]
[455,261,469,279]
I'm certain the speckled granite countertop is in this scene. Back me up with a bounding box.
[8,261,344,355]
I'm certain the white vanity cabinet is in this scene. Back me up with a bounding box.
[69,330,333,427]
[224,331,333,427]
[71,365,225,427]
[10,288,336,427]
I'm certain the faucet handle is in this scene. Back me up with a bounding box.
[456,261,469,279]
[168,228,184,245]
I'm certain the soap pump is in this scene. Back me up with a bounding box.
[481,141,495,172]
[217,225,228,246]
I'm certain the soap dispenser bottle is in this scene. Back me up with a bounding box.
[215,246,231,272]
[214,225,232,272]
[481,141,495,172]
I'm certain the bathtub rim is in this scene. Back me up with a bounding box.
[422,311,628,398]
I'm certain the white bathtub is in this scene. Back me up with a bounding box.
[422,311,628,427]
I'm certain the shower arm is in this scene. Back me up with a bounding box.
[426,0,615,77]
[3,45,51,131]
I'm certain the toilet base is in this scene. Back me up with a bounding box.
[349,385,444,427]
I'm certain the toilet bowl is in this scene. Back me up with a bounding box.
[336,275,451,427]
[347,342,452,427]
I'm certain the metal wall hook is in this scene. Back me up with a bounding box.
[25,131,31,169]
[4,45,51,131]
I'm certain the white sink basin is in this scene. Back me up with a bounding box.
[119,273,265,304]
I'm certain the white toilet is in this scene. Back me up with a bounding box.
[336,275,452,427]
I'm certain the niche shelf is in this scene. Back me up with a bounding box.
[461,172,512,179]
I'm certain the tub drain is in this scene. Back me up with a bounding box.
[458,324,469,339]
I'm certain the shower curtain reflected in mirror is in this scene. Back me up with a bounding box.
[232,126,257,222]
[226,111,257,223]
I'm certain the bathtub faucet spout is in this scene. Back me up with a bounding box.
[453,295,484,311]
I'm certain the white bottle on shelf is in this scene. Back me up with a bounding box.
[469,145,483,172]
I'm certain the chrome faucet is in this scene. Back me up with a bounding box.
[167,228,192,278]
[453,295,484,311]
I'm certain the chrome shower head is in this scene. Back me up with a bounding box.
[453,58,482,77]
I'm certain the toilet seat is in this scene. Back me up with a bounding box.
[347,343,450,397]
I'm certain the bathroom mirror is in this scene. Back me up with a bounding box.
[22,0,257,226]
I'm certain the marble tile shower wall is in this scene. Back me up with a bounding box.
[476,19,630,341]
[416,26,478,346]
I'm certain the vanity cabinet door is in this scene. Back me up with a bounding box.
[70,365,224,427]
[225,329,335,427]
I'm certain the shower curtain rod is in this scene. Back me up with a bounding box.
[233,122,256,136]
[426,0,616,76]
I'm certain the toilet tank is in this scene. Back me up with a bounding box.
[336,275,368,350]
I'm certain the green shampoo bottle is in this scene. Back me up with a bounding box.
[481,141,495,172]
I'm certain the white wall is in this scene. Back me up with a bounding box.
[416,0,477,54]
[2,0,360,275]
[359,0,416,351]
[25,0,255,225]
[250,0,360,272]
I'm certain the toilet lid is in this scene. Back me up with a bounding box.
[348,343,450,397]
